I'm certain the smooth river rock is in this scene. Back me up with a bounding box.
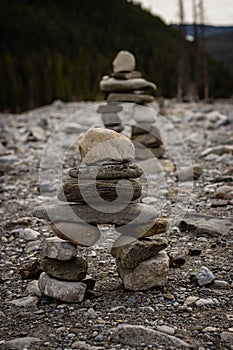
[78,128,135,164]
[33,202,158,227]
[117,250,169,291]
[111,237,167,269]
[112,50,136,73]
[107,93,154,104]
[69,162,143,179]
[40,256,87,281]
[100,77,156,93]
[51,222,101,246]
[58,178,142,203]
[41,237,77,260]
[38,272,86,302]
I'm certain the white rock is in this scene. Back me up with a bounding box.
[41,237,77,260]
[26,280,42,297]
[203,326,219,332]
[195,298,215,307]
[133,105,156,123]
[156,325,175,335]
[38,272,86,302]
[184,296,199,306]
[113,50,136,73]
[117,250,169,291]
[19,228,40,241]
[27,125,46,141]
[201,145,233,157]
[79,128,135,164]
[195,266,215,286]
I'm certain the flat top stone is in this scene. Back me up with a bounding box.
[78,128,135,164]
[113,50,136,73]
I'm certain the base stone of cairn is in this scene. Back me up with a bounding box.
[99,50,165,159]
[33,127,169,300]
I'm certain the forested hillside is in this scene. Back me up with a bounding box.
[0,0,232,112]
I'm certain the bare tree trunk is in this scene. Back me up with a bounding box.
[199,0,209,100]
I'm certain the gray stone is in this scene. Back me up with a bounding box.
[215,185,233,199]
[156,325,175,336]
[107,93,154,104]
[111,237,167,269]
[38,272,86,302]
[112,50,136,73]
[9,296,38,307]
[40,256,87,281]
[135,144,165,160]
[132,131,163,148]
[51,222,101,246]
[69,162,143,179]
[195,298,215,307]
[100,77,156,93]
[33,202,158,227]
[220,332,233,345]
[133,106,156,123]
[177,163,203,181]
[27,125,46,141]
[195,266,215,286]
[41,237,77,260]
[2,337,41,349]
[117,250,169,291]
[179,212,233,236]
[78,128,135,164]
[201,145,233,157]
[58,178,142,203]
[18,228,40,241]
[26,280,42,296]
[110,324,191,348]
[101,113,122,126]
[97,103,122,113]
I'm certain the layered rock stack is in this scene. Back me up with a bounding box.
[97,102,124,133]
[33,127,169,298]
[99,51,165,158]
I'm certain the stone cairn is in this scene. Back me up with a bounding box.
[33,128,169,302]
[99,50,165,159]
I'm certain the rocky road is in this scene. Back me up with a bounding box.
[0,99,232,349]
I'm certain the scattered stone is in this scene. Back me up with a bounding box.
[215,185,233,200]
[26,280,42,296]
[203,326,219,332]
[38,272,86,302]
[141,218,169,236]
[195,266,215,286]
[78,128,135,164]
[111,237,167,269]
[110,324,191,348]
[40,256,87,281]
[195,298,215,307]
[156,325,175,336]
[177,163,203,181]
[220,332,233,345]
[18,228,40,241]
[9,296,38,307]
[69,162,143,179]
[213,279,230,288]
[19,260,42,279]
[0,142,6,155]
[132,132,163,148]
[179,212,232,236]
[2,337,41,349]
[184,296,199,306]
[113,50,136,73]
[201,145,233,157]
[41,237,77,260]
[117,250,169,291]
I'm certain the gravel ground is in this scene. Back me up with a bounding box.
[0,99,232,350]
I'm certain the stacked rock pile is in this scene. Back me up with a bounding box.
[99,50,156,104]
[97,102,124,133]
[33,127,169,299]
[99,51,165,158]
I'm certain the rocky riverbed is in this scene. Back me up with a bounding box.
[0,99,233,350]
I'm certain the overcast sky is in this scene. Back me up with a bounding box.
[133,0,233,25]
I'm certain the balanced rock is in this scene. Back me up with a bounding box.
[69,162,143,179]
[58,178,142,203]
[107,93,154,104]
[51,222,101,246]
[101,113,122,127]
[97,103,123,114]
[38,272,86,302]
[117,250,169,290]
[79,128,135,164]
[40,256,87,281]
[111,237,167,269]
[100,77,156,93]
[113,50,136,73]
[41,237,77,260]
[112,70,142,79]
[132,132,163,148]
[133,106,156,123]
